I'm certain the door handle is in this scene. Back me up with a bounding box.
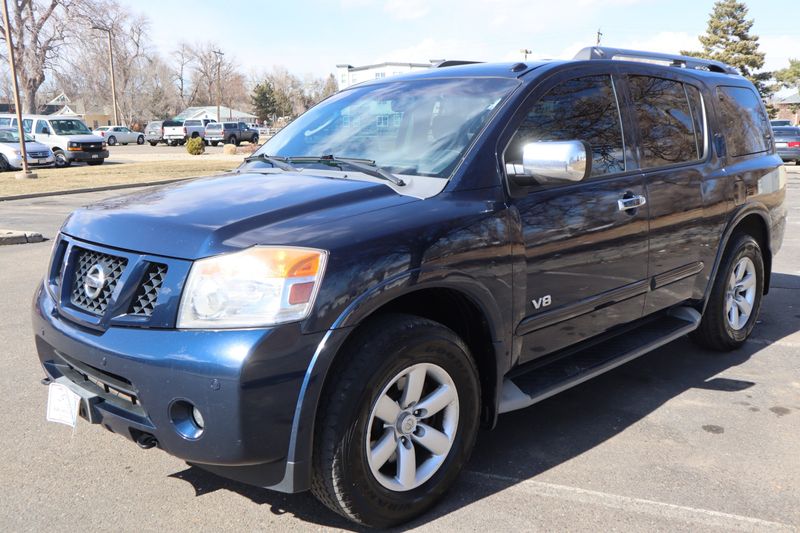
[617,194,647,212]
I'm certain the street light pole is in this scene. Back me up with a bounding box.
[92,24,119,125]
[212,49,224,123]
[1,0,36,179]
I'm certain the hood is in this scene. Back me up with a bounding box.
[62,134,105,143]
[0,141,50,154]
[61,171,416,260]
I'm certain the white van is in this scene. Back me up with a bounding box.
[0,114,109,167]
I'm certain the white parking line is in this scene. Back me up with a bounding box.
[463,471,796,531]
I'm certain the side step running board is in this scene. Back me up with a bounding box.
[499,307,701,414]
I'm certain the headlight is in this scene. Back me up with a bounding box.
[13,149,21,156]
[177,246,328,329]
[68,141,79,148]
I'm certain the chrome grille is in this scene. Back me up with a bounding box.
[28,151,50,158]
[128,263,167,317]
[70,249,127,315]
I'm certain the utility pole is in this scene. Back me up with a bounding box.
[2,0,36,178]
[92,24,119,125]
[520,48,532,61]
[212,49,224,123]
[596,28,603,46]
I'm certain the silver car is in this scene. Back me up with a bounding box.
[92,125,145,146]
[773,126,800,165]
[0,128,54,170]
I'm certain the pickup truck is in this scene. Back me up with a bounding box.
[163,119,216,146]
[204,121,259,146]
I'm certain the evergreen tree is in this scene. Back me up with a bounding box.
[251,82,278,123]
[775,59,800,92]
[682,0,771,97]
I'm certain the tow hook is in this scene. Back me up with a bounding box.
[136,433,158,449]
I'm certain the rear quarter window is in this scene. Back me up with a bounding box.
[716,86,770,157]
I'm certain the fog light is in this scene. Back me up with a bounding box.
[191,406,205,429]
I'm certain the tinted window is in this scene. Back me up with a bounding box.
[224,122,237,128]
[206,123,222,130]
[716,86,769,157]
[773,127,800,136]
[163,120,183,127]
[628,76,699,168]
[506,75,625,178]
[685,85,706,159]
[185,120,201,126]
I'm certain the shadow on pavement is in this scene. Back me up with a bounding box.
[168,274,800,530]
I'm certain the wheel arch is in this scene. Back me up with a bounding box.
[702,205,772,314]
[281,272,509,492]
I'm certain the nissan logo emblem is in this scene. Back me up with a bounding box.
[83,263,109,300]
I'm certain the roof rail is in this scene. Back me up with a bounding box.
[573,46,739,75]
[434,60,484,68]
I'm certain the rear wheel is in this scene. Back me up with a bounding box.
[149,142,158,147]
[137,136,144,145]
[252,135,259,145]
[211,141,219,147]
[311,314,480,528]
[690,233,764,351]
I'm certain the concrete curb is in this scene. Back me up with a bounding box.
[0,229,44,245]
[0,177,193,203]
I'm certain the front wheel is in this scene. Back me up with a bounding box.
[690,233,764,351]
[53,150,71,168]
[137,136,144,145]
[311,314,480,528]
[107,136,117,146]
[86,160,104,166]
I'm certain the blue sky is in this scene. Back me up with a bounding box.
[136,0,799,79]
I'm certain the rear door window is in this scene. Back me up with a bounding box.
[505,74,626,179]
[716,86,770,157]
[628,76,702,168]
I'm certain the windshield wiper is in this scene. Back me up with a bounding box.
[289,155,406,186]
[243,153,298,172]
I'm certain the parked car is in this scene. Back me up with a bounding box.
[773,126,800,164]
[14,115,108,167]
[164,118,216,145]
[92,125,144,146]
[205,121,258,146]
[770,119,792,127]
[0,128,54,170]
[144,120,164,146]
[33,47,786,528]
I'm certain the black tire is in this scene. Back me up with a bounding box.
[107,136,117,146]
[137,136,144,145]
[311,313,480,528]
[149,142,158,146]
[122,142,128,146]
[690,233,764,351]
[86,160,104,166]
[168,140,177,147]
[227,135,238,146]
[252,135,259,145]
[211,141,219,147]
[53,150,70,168]
[179,140,186,145]
[0,154,9,172]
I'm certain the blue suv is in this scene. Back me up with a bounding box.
[33,47,786,527]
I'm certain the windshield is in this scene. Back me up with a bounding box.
[0,129,35,142]
[256,78,518,178]
[50,119,92,135]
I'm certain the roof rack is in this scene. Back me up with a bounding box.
[573,46,739,75]
[434,60,484,68]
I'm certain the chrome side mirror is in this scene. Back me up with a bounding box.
[518,140,591,185]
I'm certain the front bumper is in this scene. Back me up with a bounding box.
[67,150,109,162]
[33,282,325,489]
[8,154,55,169]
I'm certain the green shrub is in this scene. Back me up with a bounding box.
[186,137,205,155]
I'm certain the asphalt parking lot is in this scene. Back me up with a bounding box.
[0,167,798,531]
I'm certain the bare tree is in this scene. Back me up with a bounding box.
[0,0,88,112]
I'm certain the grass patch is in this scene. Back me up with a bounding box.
[0,159,239,197]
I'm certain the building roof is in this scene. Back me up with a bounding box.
[176,106,257,120]
[773,92,800,105]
